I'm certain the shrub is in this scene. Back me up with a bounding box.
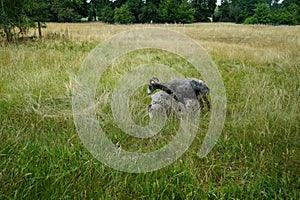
[101,5,114,23]
[244,16,258,24]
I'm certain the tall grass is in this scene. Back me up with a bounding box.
[0,22,299,199]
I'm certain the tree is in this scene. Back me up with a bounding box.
[215,0,299,24]
[0,0,15,41]
[0,0,35,41]
[158,0,180,23]
[265,0,280,7]
[177,1,195,23]
[191,0,217,22]
[90,0,97,21]
[273,3,299,25]
[48,0,87,22]
[214,0,240,22]
[97,0,117,23]
[27,0,50,38]
[114,4,135,24]
[101,5,114,23]
[126,0,144,23]
[285,1,299,24]
[282,0,300,7]
[253,2,271,24]
[113,0,127,9]
[139,0,160,23]
[215,0,232,22]
[286,3,299,24]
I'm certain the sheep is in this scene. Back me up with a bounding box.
[147,77,210,110]
[147,91,199,119]
[148,91,181,119]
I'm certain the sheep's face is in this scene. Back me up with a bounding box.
[147,77,159,95]
[147,84,155,95]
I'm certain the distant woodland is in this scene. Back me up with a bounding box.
[1,0,299,41]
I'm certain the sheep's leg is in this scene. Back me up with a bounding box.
[203,96,210,110]
[198,97,204,110]
[148,104,152,112]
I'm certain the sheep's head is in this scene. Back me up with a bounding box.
[147,77,160,95]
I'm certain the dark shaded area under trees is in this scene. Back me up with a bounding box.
[0,0,299,42]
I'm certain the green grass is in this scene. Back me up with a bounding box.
[0,23,299,199]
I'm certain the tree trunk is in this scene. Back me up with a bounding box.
[38,21,42,38]
[4,26,13,42]
[92,0,97,21]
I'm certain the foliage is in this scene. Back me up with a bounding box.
[158,0,180,23]
[48,0,88,22]
[272,3,300,25]
[216,0,300,25]
[139,0,160,23]
[253,3,272,24]
[0,0,91,42]
[0,0,50,41]
[214,0,238,22]
[126,0,145,23]
[156,0,195,23]
[114,4,135,24]
[101,5,114,24]
[92,0,214,23]
[244,16,259,24]
[243,2,272,24]
[28,0,51,38]
[177,1,196,23]
[243,2,300,25]
[192,0,218,22]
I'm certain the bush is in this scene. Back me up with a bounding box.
[272,3,299,25]
[244,16,258,24]
[101,5,114,23]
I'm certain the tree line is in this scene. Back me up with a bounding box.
[0,0,299,42]
[214,0,300,25]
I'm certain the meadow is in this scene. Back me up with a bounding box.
[0,22,299,199]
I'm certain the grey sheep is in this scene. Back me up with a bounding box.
[147,91,199,119]
[147,77,210,110]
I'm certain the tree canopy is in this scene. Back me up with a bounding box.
[214,0,300,25]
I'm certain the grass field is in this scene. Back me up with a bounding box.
[1,22,299,199]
